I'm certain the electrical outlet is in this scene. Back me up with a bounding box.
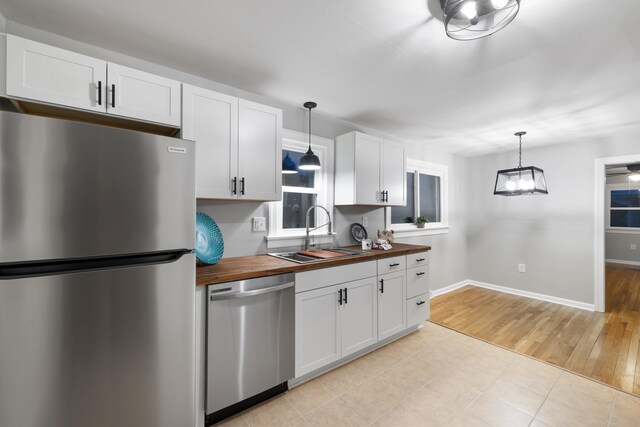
[252,217,266,232]
[362,216,368,227]
[518,264,526,273]
[632,244,637,250]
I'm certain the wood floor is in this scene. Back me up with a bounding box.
[430,263,640,396]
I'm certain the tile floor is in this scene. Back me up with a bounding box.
[215,322,640,427]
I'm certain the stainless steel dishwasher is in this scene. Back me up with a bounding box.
[206,273,295,425]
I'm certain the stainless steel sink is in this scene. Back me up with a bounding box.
[268,248,368,264]
[327,248,368,256]
[268,252,323,264]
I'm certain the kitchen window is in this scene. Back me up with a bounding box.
[267,130,334,248]
[606,186,640,232]
[386,159,449,235]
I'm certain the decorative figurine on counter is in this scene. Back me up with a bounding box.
[377,229,395,243]
[373,229,394,250]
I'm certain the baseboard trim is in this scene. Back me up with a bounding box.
[431,279,595,312]
[430,280,468,298]
[605,258,640,266]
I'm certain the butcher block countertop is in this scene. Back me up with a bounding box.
[196,243,431,287]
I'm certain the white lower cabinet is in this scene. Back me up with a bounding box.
[407,293,430,328]
[295,284,342,377]
[295,277,378,377]
[377,271,406,341]
[294,252,430,379]
[341,278,378,357]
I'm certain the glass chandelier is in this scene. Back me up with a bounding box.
[440,0,521,41]
[494,132,548,196]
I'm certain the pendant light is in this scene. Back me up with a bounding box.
[282,152,298,174]
[440,0,521,41]
[494,132,548,196]
[298,102,321,171]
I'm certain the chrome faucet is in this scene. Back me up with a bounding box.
[305,205,333,251]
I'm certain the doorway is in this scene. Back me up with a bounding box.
[594,154,640,312]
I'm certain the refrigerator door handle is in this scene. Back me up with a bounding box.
[0,250,191,280]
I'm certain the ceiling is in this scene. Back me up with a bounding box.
[1,0,640,155]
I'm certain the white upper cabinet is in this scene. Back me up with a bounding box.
[107,63,181,126]
[354,133,383,205]
[6,35,106,113]
[382,141,406,206]
[6,35,181,127]
[237,99,282,201]
[182,85,282,201]
[182,85,238,199]
[335,131,406,206]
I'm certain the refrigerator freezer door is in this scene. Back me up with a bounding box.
[0,111,195,263]
[0,253,195,427]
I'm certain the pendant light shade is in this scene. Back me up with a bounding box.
[440,0,520,41]
[282,151,298,174]
[494,132,548,196]
[299,101,321,171]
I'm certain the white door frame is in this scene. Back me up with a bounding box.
[594,153,640,312]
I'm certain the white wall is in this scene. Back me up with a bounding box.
[464,126,640,305]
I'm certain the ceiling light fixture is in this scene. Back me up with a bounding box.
[440,0,521,41]
[282,151,298,174]
[299,101,321,171]
[494,131,548,196]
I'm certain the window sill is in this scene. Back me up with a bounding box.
[605,228,640,235]
[265,232,338,249]
[391,226,450,238]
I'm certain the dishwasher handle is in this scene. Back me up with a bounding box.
[209,281,294,301]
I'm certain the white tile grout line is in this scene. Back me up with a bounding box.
[606,393,618,427]
[527,373,562,426]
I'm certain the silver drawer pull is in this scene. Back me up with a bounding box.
[416,258,426,262]
[416,300,426,306]
[389,263,400,267]
[416,272,426,276]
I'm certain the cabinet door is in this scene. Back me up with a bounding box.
[237,99,282,201]
[6,35,106,112]
[295,285,341,377]
[382,142,406,206]
[341,278,378,357]
[107,63,181,126]
[354,133,383,205]
[377,271,406,341]
[182,85,238,199]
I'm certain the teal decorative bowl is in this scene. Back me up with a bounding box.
[195,212,224,265]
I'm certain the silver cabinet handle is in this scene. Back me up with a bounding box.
[209,282,293,301]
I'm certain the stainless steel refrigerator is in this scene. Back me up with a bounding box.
[0,111,196,427]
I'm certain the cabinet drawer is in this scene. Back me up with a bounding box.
[407,293,430,328]
[406,251,430,269]
[295,261,377,293]
[377,256,405,275]
[406,265,430,299]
